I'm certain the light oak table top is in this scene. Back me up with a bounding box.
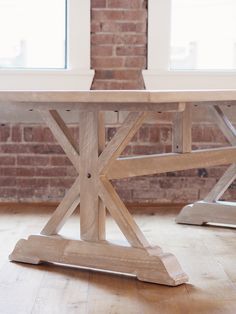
[0,90,236,112]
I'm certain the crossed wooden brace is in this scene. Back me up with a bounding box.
[9,109,189,286]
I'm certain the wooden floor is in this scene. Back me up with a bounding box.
[1,204,236,314]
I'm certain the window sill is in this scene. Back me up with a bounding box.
[143,70,236,90]
[0,69,94,90]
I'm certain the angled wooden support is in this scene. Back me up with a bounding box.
[41,177,81,235]
[177,105,236,226]
[39,110,80,172]
[99,111,147,175]
[10,108,188,286]
[99,176,150,248]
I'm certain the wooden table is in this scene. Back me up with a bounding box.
[1,90,236,286]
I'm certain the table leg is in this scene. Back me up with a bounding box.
[9,109,188,286]
[177,105,236,226]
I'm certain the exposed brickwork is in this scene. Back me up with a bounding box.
[91,0,147,90]
[0,0,235,203]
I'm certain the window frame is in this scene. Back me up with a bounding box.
[143,0,236,90]
[0,0,94,90]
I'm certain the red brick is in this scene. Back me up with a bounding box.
[67,167,77,177]
[124,56,146,68]
[116,189,133,202]
[32,144,64,154]
[160,126,172,144]
[0,177,16,186]
[92,10,147,22]
[0,187,17,199]
[17,167,36,177]
[50,156,72,166]
[92,57,124,68]
[0,167,17,176]
[0,156,15,165]
[138,126,149,142]
[149,127,160,142]
[116,45,146,56]
[92,45,113,57]
[50,178,75,188]
[92,0,106,8]
[35,167,67,177]
[0,144,64,154]
[132,144,165,155]
[120,145,132,156]
[16,178,49,187]
[91,34,146,45]
[107,0,142,9]
[118,69,142,79]
[17,155,49,166]
[17,187,50,200]
[101,22,146,33]
[92,79,144,90]
[91,21,102,32]
[11,125,22,142]
[94,70,114,80]
[49,187,67,199]
[24,127,55,142]
[0,125,10,142]
[192,125,226,144]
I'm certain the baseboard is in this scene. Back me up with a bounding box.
[0,201,187,214]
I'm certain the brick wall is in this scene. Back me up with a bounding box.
[0,0,235,203]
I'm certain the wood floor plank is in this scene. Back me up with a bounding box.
[1,206,236,313]
[31,265,89,314]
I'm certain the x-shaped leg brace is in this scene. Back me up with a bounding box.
[9,109,188,286]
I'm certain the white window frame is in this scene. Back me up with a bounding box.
[143,0,236,90]
[0,0,94,90]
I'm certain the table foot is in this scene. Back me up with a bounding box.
[9,239,42,265]
[9,235,188,286]
[176,201,236,226]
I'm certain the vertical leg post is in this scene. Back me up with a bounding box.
[172,103,192,153]
[98,112,106,240]
[79,111,105,241]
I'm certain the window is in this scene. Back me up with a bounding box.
[144,0,236,90]
[0,0,66,69]
[0,0,93,90]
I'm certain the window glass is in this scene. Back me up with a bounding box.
[0,0,66,69]
[170,0,236,70]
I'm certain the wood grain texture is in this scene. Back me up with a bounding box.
[9,235,188,286]
[79,111,102,241]
[172,103,192,153]
[98,112,106,240]
[2,207,236,313]
[107,147,236,179]
[1,90,236,103]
